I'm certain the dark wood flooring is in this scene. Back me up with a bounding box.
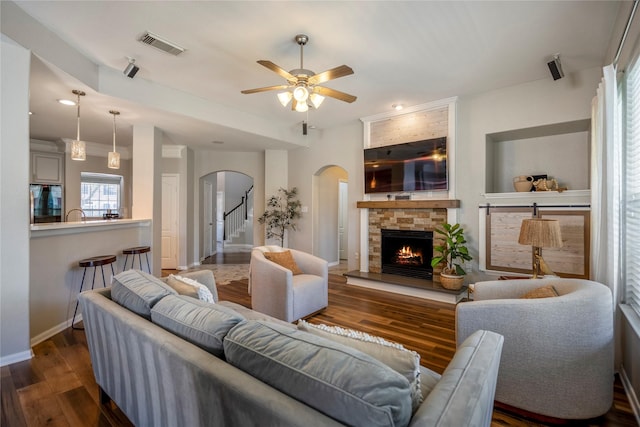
[2,274,637,427]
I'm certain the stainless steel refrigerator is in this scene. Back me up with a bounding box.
[30,184,63,223]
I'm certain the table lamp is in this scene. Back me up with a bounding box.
[518,218,563,278]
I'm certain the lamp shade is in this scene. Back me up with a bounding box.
[518,218,563,248]
[108,151,120,169]
[71,89,86,161]
[71,140,86,161]
[293,85,309,102]
[277,91,293,107]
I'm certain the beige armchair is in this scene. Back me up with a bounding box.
[456,278,614,420]
[249,246,328,322]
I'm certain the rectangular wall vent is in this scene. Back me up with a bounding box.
[139,31,185,56]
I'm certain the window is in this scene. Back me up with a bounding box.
[80,172,123,218]
[624,54,640,316]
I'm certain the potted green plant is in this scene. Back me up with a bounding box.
[430,223,473,290]
[257,187,302,247]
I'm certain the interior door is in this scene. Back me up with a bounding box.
[161,174,179,269]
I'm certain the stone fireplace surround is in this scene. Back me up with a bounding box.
[368,208,447,274]
[349,199,463,303]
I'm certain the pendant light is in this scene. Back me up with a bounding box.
[70,90,86,161]
[108,110,121,169]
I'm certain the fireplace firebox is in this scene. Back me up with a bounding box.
[381,229,433,280]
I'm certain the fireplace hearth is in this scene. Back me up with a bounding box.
[381,229,433,280]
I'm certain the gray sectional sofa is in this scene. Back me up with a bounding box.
[79,269,504,427]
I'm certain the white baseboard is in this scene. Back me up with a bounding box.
[620,366,640,426]
[30,315,80,347]
[0,349,33,367]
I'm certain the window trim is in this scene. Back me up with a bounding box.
[80,172,123,219]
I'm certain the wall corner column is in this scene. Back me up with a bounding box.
[132,125,162,276]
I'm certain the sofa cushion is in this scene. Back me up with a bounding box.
[218,301,295,329]
[520,284,559,299]
[151,295,245,358]
[297,320,422,413]
[224,320,412,427]
[165,274,215,303]
[263,250,303,275]
[111,269,177,319]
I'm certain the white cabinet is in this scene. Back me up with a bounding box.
[31,152,64,184]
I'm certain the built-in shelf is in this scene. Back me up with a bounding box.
[356,200,460,209]
[482,189,590,200]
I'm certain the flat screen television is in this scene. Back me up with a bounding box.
[364,137,447,194]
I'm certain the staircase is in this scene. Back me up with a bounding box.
[224,186,253,246]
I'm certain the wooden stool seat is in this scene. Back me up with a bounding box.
[122,246,151,273]
[73,254,117,330]
[122,246,151,255]
[79,255,117,268]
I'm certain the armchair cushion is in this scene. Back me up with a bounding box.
[263,250,303,275]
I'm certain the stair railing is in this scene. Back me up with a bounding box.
[223,186,253,241]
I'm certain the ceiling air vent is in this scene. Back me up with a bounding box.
[138,31,185,56]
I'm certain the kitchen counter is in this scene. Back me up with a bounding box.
[29,218,153,343]
[30,218,151,238]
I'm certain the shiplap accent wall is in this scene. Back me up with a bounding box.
[368,106,449,148]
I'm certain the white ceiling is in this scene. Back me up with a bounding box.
[15,1,622,152]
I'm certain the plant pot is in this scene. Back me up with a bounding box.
[439,273,464,290]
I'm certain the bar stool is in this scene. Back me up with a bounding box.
[72,254,117,330]
[122,246,151,273]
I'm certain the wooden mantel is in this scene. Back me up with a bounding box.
[356,200,460,209]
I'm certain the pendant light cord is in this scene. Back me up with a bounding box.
[76,93,81,141]
[112,113,117,151]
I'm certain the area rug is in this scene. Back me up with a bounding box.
[191,264,250,286]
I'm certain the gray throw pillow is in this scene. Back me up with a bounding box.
[224,320,412,427]
[111,269,177,319]
[151,295,245,358]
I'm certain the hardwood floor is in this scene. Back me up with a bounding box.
[1,274,637,427]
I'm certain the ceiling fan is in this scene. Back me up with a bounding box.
[241,34,357,112]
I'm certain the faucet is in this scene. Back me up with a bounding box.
[65,208,86,222]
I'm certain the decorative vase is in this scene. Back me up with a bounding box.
[513,175,533,192]
[439,273,464,290]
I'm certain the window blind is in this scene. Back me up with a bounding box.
[625,55,640,316]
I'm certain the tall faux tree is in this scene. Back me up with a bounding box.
[258,187,302,247]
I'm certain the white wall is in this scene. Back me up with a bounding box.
[0,35,32,365]
[455,66,602,283]
[288,121,363,271]
[315,166,348,263]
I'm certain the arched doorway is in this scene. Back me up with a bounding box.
[313,165,348,266]
[200,170,254,263]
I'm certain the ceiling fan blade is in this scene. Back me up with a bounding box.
[257,60,296,81]
[241,84,290,94]
[313,86,357,103]
[308,65,354,85]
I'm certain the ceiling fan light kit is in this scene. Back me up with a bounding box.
[241,34,356,112]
